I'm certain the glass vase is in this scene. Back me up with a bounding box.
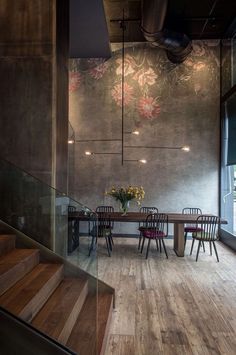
[120,201,130,215]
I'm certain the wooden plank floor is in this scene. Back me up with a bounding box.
[68,237,236,355]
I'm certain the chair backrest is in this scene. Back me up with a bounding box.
[97,212,112,237]
[96,206,114,213]
[182,207,202,215]
[182,207,202,227]
[96,206,114,228]
[145,213,168,235]
[68,205,76,213]
[140,206,158,214]
[196,215,220,241]
[139,207,158,226]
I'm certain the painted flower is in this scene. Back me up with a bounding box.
[133,68,157,87]
[116,54,136,76]
[111,82,134,107]
[138,96,161,120]
[184,58,194,67]
[87,58,105,66]
[192,43,205,56]
[193,62,206,71]
[69,71,81,92]
[88,59,109,79]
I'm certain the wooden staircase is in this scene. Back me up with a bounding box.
[0,234,113,355]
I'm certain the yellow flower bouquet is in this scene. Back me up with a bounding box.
[106,186,145,214]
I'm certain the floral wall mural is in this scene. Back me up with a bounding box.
[69,41,220,233]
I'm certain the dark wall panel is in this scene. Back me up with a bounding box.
[0,57,52,184]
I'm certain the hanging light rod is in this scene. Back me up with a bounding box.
[124,145,190,151]
[121,10,125,166]
[124,159,147,164]
[110,18,140,23]
[124,130,140,135]
[85,151,121,156]
[76,139,122,142]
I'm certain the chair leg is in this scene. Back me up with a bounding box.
[184,232,187,247]
[141,237,145,253]
[162,239,168,259]
[138,233,142,250]
[209,241,212,255]
[111,235,114,246]
[212,241,219,262]
[159,239,162,253]
[105,236,111,257]
[155,238,159,251]
[201,241,205,252]
[108,235,113,251]
[190,239,195,255]
[88,236,96,256]
[196,240,201,261]
[145,238,151,259]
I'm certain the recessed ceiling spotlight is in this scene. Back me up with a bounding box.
[68,139,74,144]
[132,130,140,135]
[139,159,147,164]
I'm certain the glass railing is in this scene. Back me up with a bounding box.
[0,306,76,355]
[0,156,99,354]
[0,156,97,265]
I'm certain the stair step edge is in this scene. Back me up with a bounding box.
[32,278,89,344]
[0,235,16,257]
[66,293,113,355]
[0,263,64,322]
[0,249,40,296]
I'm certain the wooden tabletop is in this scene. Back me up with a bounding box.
[69,211,227,224]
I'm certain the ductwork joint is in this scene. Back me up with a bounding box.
[141,0,192,63]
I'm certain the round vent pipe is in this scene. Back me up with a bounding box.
[141,0,192,63]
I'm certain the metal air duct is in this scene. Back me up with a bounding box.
[141,0,192,63]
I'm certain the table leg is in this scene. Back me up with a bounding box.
[173,223,185,257]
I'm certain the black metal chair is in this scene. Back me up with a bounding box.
[138,207,158,250]
[96,206,114,246]
[182,207,203,250]
[190,215,220,262]
[67,205,79,253]
[89,212,113,257]
[96,206,114,226]
[140,213,168,259]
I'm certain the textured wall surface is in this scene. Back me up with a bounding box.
[69,41,220,233]
[0,0,69,252]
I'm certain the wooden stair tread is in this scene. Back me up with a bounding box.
[0,249,39,296]
[0,235,15,257]
[66,293,113,355]
[0,249,39,267]
[32,278,89,344]
[0,263,63,322]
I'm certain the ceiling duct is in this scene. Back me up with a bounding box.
[141,0,192,63]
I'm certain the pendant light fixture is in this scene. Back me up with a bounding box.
[70,9,190,164]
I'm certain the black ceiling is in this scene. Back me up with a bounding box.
[104,0,236,42]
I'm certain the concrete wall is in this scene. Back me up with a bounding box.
[0,0,69,251]
[0,0,69,191]
[69,41,220,234]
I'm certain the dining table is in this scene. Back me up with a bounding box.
[68,211,227,256]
